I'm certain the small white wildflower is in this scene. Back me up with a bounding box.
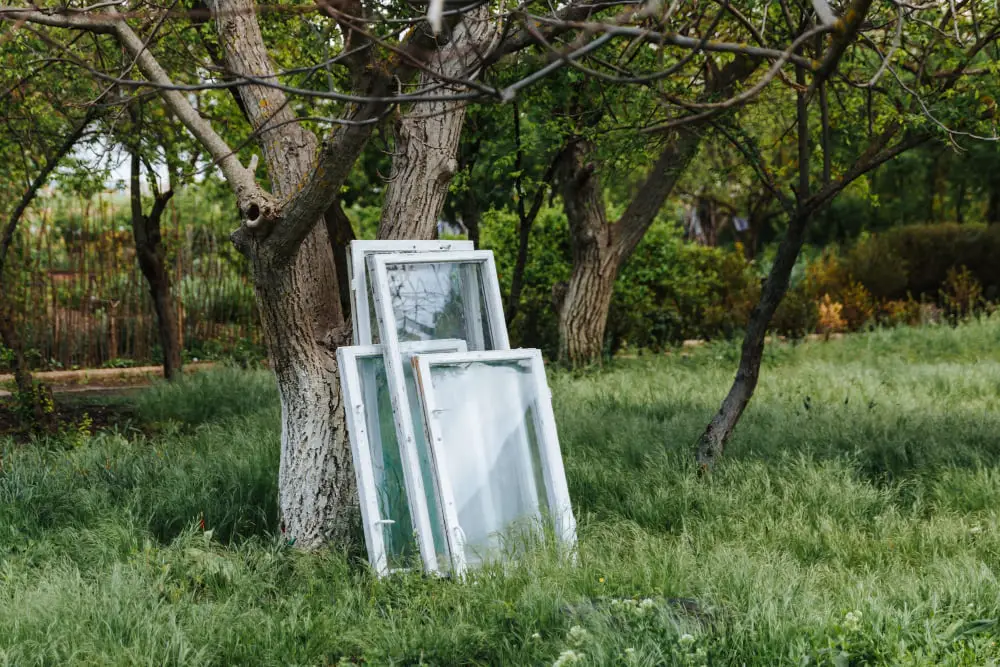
[640,598,656,610]
[625,647,636,656]
[844,610,863,632]
[552,649,583,667]
[531,632,542,641]
[567,625,590,646]
[678,633,696,647]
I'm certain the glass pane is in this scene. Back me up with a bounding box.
[384,262,494,350]
[427,359,551,567]
[359,354,448,570]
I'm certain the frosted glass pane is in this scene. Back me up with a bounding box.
[428,358,550,567]
[359,355,448,570]
[384,262,494,350]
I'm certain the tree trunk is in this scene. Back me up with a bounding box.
[130,152,182,380]
[696,65,812,469]
[556,130,702,366]
[695,213,807,468]
[378,6,493,241]
[507,210,534,324]
[558,240,620,365]
[209,0,492,548]
[324,200,356,316]
[553,56,759,366]
[461,190,481,246]
[211,0,354,548]
[555,140,622,365]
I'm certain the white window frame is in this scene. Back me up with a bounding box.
[337,338,468,576]
[348,240,474,346]
[367,250,509,572]
[412,349,577,576]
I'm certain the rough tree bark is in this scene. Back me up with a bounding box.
[207,0,491,546]
[207,0,361,547]
[129,151,181,380]
[378,6,494,241]
[555,56,758,366]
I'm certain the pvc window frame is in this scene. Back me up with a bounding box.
[337,338,468,576]
[348,240,474,346]
[368,250,509,573]
[412,349,577,576]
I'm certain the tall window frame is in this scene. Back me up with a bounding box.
[412,349,577,575]
[337,338,468,576]
[367,250,509,572]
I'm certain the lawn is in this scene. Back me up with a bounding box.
[2,319,999,665]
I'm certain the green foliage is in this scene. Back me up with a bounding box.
[611,227,759,350]
[481,208,760,354]
[875,224,1000,301]
[480,207,571,352]
[3,320,1000,663]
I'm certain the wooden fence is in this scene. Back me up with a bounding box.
[2,196,260,370]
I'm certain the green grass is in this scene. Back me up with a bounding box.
[2,319,1000,665]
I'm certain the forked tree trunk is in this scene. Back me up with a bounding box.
[378,6,493,241]
[210,0,355,547]
[129,152,182,380]
[210,0,489,547]
[556,131,702,366]
[554,57,758,366]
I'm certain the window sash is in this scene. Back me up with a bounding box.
[347,240,473,346]
[367,250,509,573]
[412,349,577,576]
[337,338,468,576]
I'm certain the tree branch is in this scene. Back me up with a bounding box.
[0,5,264,214]
[1,109,94,274]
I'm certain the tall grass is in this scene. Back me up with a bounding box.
[2,319,999,665]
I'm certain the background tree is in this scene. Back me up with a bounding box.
[695,0,1000,469]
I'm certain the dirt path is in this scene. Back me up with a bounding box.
[0,362,218,397]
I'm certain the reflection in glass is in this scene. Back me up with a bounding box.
[358,354,449,570]
[384,262,494,350]
[427,359,550,567]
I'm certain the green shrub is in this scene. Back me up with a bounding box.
[772,284,818,338]
[841,233,910,299]
[480,207,571,353]
[876,223,1000,300]
[480,209,760,355]
[610,225,759,349]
